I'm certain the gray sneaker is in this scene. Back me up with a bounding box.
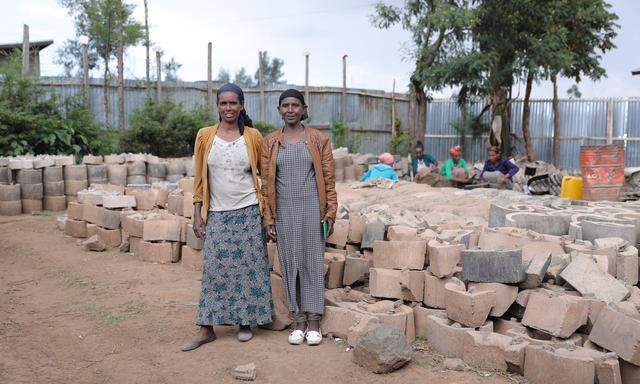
[237,326,253,342]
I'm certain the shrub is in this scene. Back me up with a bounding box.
[388,118,413,156]
[121,98,216,157]
[331,119,361,153]
[253,120,277,136]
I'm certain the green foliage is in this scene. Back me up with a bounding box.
[162,56,182,82]
[233,68,255,87]
[121,99,215,157]
[388,118,413,157]
[254,51,285,85]
[0,54,115,156]
[567,84,582,99]
[330,119,362,154]
[216,67,231,83]
[451,109,488,139]
[253,120,277,137]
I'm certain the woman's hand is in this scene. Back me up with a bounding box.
[324,218,334,237]
[268,225,277,241]
[193,214,205,239]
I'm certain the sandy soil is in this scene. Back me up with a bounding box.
[0,214,520,384]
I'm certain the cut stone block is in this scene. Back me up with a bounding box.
[461,249,525,283]
[167,193,184,216]
[520,251,552,289]
[82,235,106,252]
[182,192,193,219]
[181,245,202,271]
[269,272,292,331]
[347,213,365,244]
[372,240,426,270]
[143,219,181,242]
[621,360,640,383]
[581,220,637,245]
[22,199,43,213]
[493,318,522,335]
[444,283,496,328]
[324,252,346,289]
[423,270,465,309]
[413,306,446,338]
[321,306,376,342]
[352,324,413,374]
[44,195,66,211]
[424,313,473,358]
[369,268,424,302]
[326,219,349,248]
[96,207,121,230]
[524,345,595,384]
[462,331,528,373]
[86,223,97,238]
[617,245,639,286]
[64,219,87,238]
[267,242,278,271]
[478,229,531,250]
[589,304,640,366]
[342,256,369,286]
[101,194,136,209]
[560,255,629,302]
[0,200,21,216]
[468,282,517,317]
[505,212,569,236]
[387,225,418,241]
[97,227,121,248]
[137,240,180,264]
[123,214,145,238]
[185,223,204,250]
[521,291,589,338]
[361,219,385,249]
[427,240,464,278]
[44,181,65,196]
[82,203,100,224]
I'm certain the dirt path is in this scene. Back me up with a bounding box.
[0,214,518,384]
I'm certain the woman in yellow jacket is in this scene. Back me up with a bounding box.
[181,84,272,351]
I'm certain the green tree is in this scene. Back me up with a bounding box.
[567,84,582,99]
[58,0,144,129]
[254,51,285,85]
[234,67,255,87]
[162,56,182,82]
[216,67,231,83]
[371,0,475,141]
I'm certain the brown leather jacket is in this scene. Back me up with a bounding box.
[260,126,337,226]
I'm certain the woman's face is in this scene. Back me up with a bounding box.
[217,91,243,124]
[488,150,500,163]
[452,154,460,161]
[278,97,305,125]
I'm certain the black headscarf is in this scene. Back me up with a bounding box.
[278,89,309,120]
[217,83,253,134]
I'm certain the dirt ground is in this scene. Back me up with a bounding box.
[0,214,520,384]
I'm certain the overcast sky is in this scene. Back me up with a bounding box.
[2,0,639,98]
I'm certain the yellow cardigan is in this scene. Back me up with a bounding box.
[192,124,264,223]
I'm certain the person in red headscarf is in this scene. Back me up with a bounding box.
[440,145,469,183]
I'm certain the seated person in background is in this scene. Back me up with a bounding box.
[480,146,519,187]
[440,145,470,183]
[411,141,438,182]
[360,152,398,182]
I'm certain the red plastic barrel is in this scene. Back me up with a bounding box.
[580,144,625,201]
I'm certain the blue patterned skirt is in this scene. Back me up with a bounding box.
[196,204,273,326]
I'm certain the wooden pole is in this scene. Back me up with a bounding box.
[117,11,125,132]
[82,42,89,104]
[144,0,151,98]
[341,54,347,124]
[606,99,614,144]
[207,42,213,112]
[304,52,310,107]
[259,51,265,121]
[391,79,397,137]
[21,24,30,76]
[156,51,162,102]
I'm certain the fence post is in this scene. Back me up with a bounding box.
[21,24,30,76]
[259,51,265,121]
[341,54,348,125]
[391,79,396,137]
[304,52,310,108]
[81,36,89,105]
[156,51,162,102]
[207,42,213,112]
[606,99,614,144]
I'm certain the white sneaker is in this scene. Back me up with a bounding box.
[288,329,305,345]
[306,329,322,346]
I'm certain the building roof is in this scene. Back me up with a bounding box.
[0,40,54,52]
[633,67,640,76]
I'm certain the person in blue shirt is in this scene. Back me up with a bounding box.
[411,141,438,182]
[360,152,398,182]
[480,146,519,187]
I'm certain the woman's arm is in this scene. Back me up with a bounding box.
[320,134,337,222]
[192,129,206,239]
[259,138,273,226]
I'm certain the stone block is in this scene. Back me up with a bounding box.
[387,225,418,241]
[424,313,473,358]
[413,306,446,338]
[493,318,522,335]
[86,223,97,238]
[462,331,528,373]
[372,240,426,270]
[167,193,184,216]
[64,219,87,238]
[520,251,551,289]
[478,229,531,250]
[524,345,595,384]
[96,207,121,230]
[522,241,567,262]
[468,282,517,317]
[181,245,202,271]
[348,213,365,244]
[621,360,640,384]
[182,192,194,219]
[67,201,84,220]
[560,255,629,302]
[505,212,569,236]
[342,256,369,286]
[427,240,464,278]
[324,252,346,289]
[101,195,136,209]
[44,195,66,211]
[444,283,496,328]
[137,240,180,264]
[185,223,203,250]
[97,227,121,248]
[142,219,181,242]
[123,214,145,238]
[521,291,589,338]
[617,245,639,286]
[22,198,43,213]
[82,203,100,224]
[321,305,376,341]
[369,268,424,302]
[461,249,525,283]
[326,219,349,248]
[267,242,278,270]
[581,220,637,245]
[352,324,413,374]
[361,219,385,249]
[423,270,465,309]
[589,304,640,366]
[82,235,106,252]
[269,272,292,330]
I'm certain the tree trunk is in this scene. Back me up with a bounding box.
[103,55,110,130]
[117,3,125,132]
[552,74,560,166]
[522,72,534,161]
[411,78,427,143]
[144,0,150,98]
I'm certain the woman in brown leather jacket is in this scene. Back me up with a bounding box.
[260,89,337,346]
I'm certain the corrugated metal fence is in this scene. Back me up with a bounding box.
[38,77,639,170]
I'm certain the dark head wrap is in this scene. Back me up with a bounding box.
[216,83,253,134]
[278,89,308,120]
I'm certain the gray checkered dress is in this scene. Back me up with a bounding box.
[275,139,325,316]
